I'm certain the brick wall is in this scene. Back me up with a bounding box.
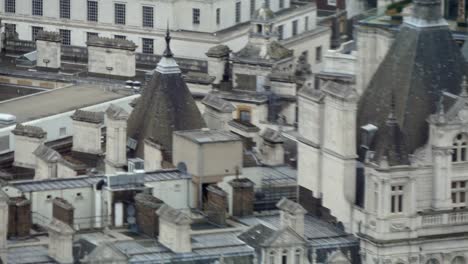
[135,193,163,238]
[229,178,254,217]
[205,185,228,226]
[52,198,74,226]
[8,197,32,237]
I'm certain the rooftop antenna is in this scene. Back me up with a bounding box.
[163,21,173,58]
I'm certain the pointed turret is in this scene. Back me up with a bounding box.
[127,27,205,160]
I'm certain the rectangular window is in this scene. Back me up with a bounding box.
[277,25,284,40]
[239,110,251,123]
[87,32,98,42]
[216,8,221,25]
[305,16,309,31]
[193,8,200,24]
[250,0,256,15]
[315,46,322,62]
[59,127,67,137]
[279,0,284,8]
[5,0,15,13]
[452,181,467,209]
[32,0,43,16]
[87,0,98,22]
[265,0,270,8]
[59,29,71,45]
[114,3,126,25]
[0,135,10,152]
[292,20,298,36]
[142,38,154,54]
[60,0,70,19]
[235,2,242,23]
[32,26,43,41]
[114,35,126,40]
[142,6,154,28]
[390,185,404,213]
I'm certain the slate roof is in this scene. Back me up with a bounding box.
[33,144,62,162]
[71,109,104,124]
[127,31,205,158]
[233,41,293,66]
[238,224,276,248]
[202,93,236,113]
[12,124,46,138]
[357,3,467,161]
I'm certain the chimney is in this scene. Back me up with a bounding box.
[52,198,74,228]
[71,110,104,155]
[201,94,236,131]
[0,191,8,263]
[47,219,75,264]
[105,104,129,174]
[36,31,62,70]
[12,124,47,169]
[156,204,192,253]
[144,138,163,171]
[204,185,228,226]
[33,144,62,180]
[205,45,230,85]
[276,198,306,237]
[229,178,254,217]
[135,193,163,238]
[260,128,285,166]
[8,197,32,238]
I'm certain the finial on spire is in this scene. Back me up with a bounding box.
[163,21,173,58]
[461,75,468,97]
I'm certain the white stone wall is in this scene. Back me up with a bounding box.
[36,40,61,69]
[48,229,74,264]
[355,26,394,95]
[34,158,57,180]
[146,179,191,209]
[203,108,233,131]
[105,118,127,167]
[72,120,102,154]
[323,47,357,76]
[143,141,162,172]
[57,162,78,178]
[13,135,45,169]
[158,218,191,253]
[88,46,136,77]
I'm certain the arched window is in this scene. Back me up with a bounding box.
[452,133,468,162]
[282,249,288,264]
[426,258,440,264]
[294,249,302,264]
[452,256,466,264]
[269,250,276,264]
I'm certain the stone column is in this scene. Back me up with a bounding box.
[431,147,452,210]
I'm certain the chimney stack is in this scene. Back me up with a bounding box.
[229,178,255,217]
[52,198,74,228]
[276,198,306,237]
[36,31,62,70]
[135,193,163,238]
[144,138,163,171]
[156,204,192,253]
[71,110,104,155]
[12,124,47,169]
[8,197,32,238]
[47,219,75,264]
[104,104,129,174]
[205,185,228,226]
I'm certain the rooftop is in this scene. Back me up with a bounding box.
[174,129,241,144]
[0,83,134,128]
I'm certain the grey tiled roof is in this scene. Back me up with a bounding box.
[71,109,104,124]
[33,144,62,162]
[127,59,206,158]
[7,245,57,264]
[358,20,466,160]
[202,93,236,113]
[12,124,47,138]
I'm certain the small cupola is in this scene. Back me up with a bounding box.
[251,3,276,38]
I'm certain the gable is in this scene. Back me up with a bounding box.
[267,228,306,247]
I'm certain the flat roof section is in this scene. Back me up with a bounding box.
[0,83,133,128]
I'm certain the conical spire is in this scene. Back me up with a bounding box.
[163,23,173,58]
[155,23,181,74]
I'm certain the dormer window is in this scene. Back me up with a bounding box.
[452,133,468,162]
